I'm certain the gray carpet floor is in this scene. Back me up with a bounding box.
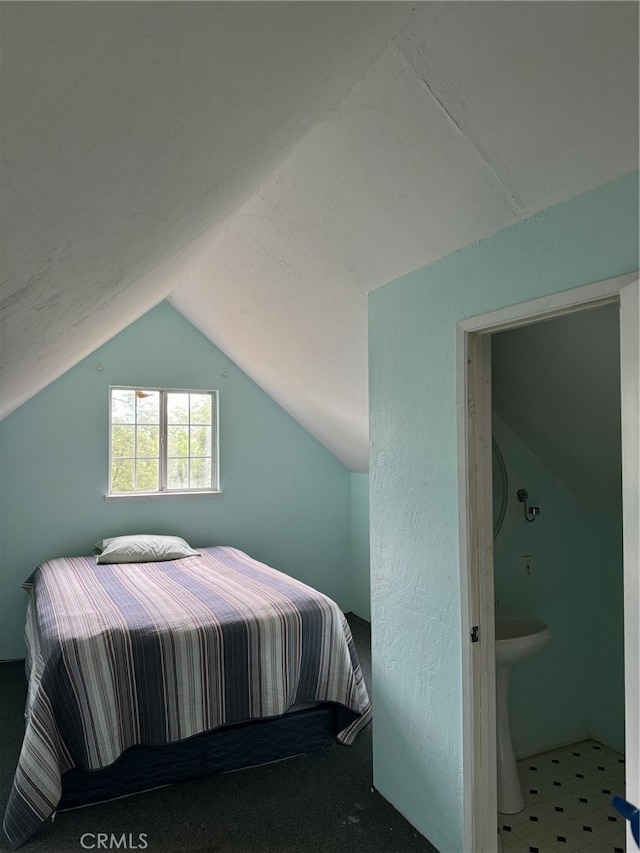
[0,615,438,853]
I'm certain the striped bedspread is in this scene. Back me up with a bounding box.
[3,546,371,848]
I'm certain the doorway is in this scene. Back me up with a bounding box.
[491,304,624,850]
[457,273,639,853]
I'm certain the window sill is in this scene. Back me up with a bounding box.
[105,490,223,502]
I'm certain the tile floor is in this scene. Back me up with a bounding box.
[499,739,626,853]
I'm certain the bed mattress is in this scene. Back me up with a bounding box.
[3,546,371,848]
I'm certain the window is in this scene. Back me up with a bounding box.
[108,387,219,497]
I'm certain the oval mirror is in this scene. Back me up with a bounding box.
[492,439,508,540]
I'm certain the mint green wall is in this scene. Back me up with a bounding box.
[586,511,625,751]
[492,416,624,758]
[0,302,351,659]
[350,472,371,621]
[368,173,638,853]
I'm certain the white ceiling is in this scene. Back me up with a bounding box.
[1,2,638,471]
[493,303,622,513]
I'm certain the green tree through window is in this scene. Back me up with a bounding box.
[109,388,218,495]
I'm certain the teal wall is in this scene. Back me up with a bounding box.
[350,472,371,621]
[492,415,624,758]
[368,172,638,853]
[0,302,351,659]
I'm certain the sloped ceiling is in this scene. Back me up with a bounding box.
[492,303,622,513]
[1,2,638,471]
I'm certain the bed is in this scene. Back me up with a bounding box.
[3,543,371,849]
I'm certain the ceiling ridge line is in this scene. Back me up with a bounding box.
[394,44,525,220]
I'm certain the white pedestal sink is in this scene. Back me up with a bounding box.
[495,614,552,814]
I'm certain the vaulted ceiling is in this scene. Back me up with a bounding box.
[493,303,623,514]
[1,2,638,471]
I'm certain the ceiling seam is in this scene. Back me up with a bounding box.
[393,44,526,220]
[418,73,524,219]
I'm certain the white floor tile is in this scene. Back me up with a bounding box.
[498,739,626,853]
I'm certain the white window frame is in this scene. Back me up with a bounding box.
[107,386,221,500]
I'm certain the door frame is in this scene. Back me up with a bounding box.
[457,271,639,852]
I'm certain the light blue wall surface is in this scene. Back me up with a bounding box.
[585,511,625,751]
[368,173,638,853]
[0,302,351,659]
[493,416,624,758]
[350,472,371,621]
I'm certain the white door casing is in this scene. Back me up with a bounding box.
[620,277,640,853]
[457,272,639,853]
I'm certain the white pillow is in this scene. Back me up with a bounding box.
[93,534,200,564]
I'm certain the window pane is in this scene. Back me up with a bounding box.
[110,387,217,496]
[190,394,211,425]
[112,389,135,424]
[136,425,159,458]
[136,390,159,423]
[167,393,189,425]
[111,458,134,493]
[167,458,189,490]
[189,425,211,457]
[136,458,159,492]
[190,457,211,489]
[112,424,135,458]
[167,425,188,457]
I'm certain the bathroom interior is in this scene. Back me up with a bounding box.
[490,302,626,853]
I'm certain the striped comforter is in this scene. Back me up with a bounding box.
[3,546,371,848]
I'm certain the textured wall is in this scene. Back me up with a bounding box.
[368,172,638,853]
[350,473,371,621]
[0,302,351,659]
